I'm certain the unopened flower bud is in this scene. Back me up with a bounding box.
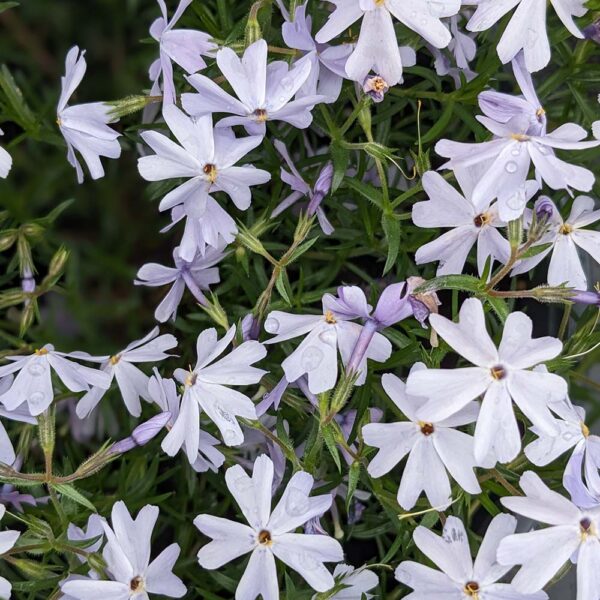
[529,196,554,242]
[570,289,600,306]
[363,75,389,103]
[307,162,333,216]
[583,19,600,45]
[110,412,171,454]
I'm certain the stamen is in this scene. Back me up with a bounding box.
[203,163,218,184]
[418,421,435,436]
[253,108,268,122]
[258,529,273,546]
[473,213,491,228]
[581,422,590,438]
[110,354,121,365]
[324,310,337,324]
[559,224,573,235]
[511,133,530,142]
[130,575,144,592]
[35,348,49,356]
[490,365,507,380]
[580,517,595,538]
[185,371,198,387]
[464,581,480,598]
[536,107,546,119]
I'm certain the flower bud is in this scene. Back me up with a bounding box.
[362,75,389,103]
[110,412,171,454]
[106,95,149,119]
[570,289,600,306]
[307,162,333,216]
[528,196,554,242]
[583,19,600,45]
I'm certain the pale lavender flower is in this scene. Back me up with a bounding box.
[135,245,224,323]
[0,345,111,416]
[413,169,514,276]
[478,52,547,137]
[195,454,344,597]
[512,196,600,290]
[61,501,186,599]
[406,298,566,465]
[467,0,587,72]
[110,412,172,454]
[162,325,266,455]
[498,471,600,598]
[138,105,269,248]
[362,75,389,103]
[525,394,600,498]
[57,47,121,183]
[67,514,105,559]
[182,39,324,136]
[255,374,317,416]
[0,129,11,179]
[319,564,378,599]
[0,376,36,465]
[272,139,334,234]
[0,456,41,512]
[73,327,177,418]
[436,118,600,210]
[280,2,352,103]
[148,0,216,105]
[149,370,224,473]
[364,366,481,510]
[0,504,20,599]
[396,514,547,600]
[264,286,391,394]
[336,407,381,465]
[315,0,461,87]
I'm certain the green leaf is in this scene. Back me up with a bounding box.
[381,213,400,275]
[286,235,320,263]
[519,242,553,259]
[483,295,510,324]
[346,461,361,512]
[414,274,484,294]
[0,64,37,132]
[53,483,96,512]
[275,269,292,306]
[0,2,19,14]
[344,177,384,209]
[322,425,342,473]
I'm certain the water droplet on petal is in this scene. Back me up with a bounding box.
[216,404,235,423]
[318,328,336,347]
[223,429,238,444]
[301,346,324,371]
[28,391,46,410]
[562,431,574,442]
[505,161,518,174]
[265,316,280,333]
[27,362,45,377]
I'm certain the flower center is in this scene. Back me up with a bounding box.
[473,213,491,228]
[185,371,198,386]
[110,354,121,365]
[559,224,573,235]
[324,310,337,324]
[490,365,507,380]
[418,421,435,436]
[253,108,268,122]
[203,163,218,183]
[374,0,385,5]
[35,348,49,356]
[581,422,590,438]
[130,575,144,592]
[370,76,387,92]
[464,581,480,598]
[258,529,273,546]
[511,133,530,142]
[580,517,596,538]
[536,107,545,120]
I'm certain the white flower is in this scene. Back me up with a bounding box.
[61,501,186,599]
[467,0,587,72]
[498,471,600,598]
[149,369,225,472]
[138,105,269,251]
[195,454,344,598]
[72,327,177,418]
[363,366,481,510]
[396,513,548,600]
[315,0,461,86]
[182,39,323,136]
[264,287,391,394]
[0,504,21,599]
[0,375,36,466]
[406,298,566,465]
[512,196,600,290]
[412,170,515,277]
[0,345,111,416]
[525,394,600,497]
[148,0,216,105]
[57,46,121,183]
[314,564,378,599]
[0,128,12,179]
[162,325,266,455]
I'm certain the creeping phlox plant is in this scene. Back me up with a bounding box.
[0,0,600,598]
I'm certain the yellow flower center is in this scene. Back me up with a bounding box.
[490,365,507,380]
[130,575,144,592]
[418,421,435,436]
[511,133,530,142]
[473,213,491,228]
[185,371,197,387]
[559,224,573,235]
[324,310,337,324]
[253,108,268,122]
[258,529,273,546]
[109,354,121,365]
[35,348,49,356]
[464,581,480,598]
[581,422,590,438]
[203,163,218,184]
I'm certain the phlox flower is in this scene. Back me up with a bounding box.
[0,376,36,466]
[0,504,21,599]
[363,365,481,510]
[148,0,216,105]
[406,298,566,465]
[162,325,266,456]
[61,501,186,599]
[182,39,324,136]
[436,117,600,214]
[315,564,378,599]
[138,105,269,253]
[135,245,224,322]
[525,394,600,497]
[280,2,352,103]
[498,471,600,599]
[396,513,547,599]
[0,129,11,178]
[512,196,600,290]
[0,345,111,416]
[148,370,224,472]
[73,327,177,418]
[466,0,587,72]
[57,46,121,183]
[315,0,461,87]
[264,286,392,394]
[195,454,344,598]
[412,170,514,276]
